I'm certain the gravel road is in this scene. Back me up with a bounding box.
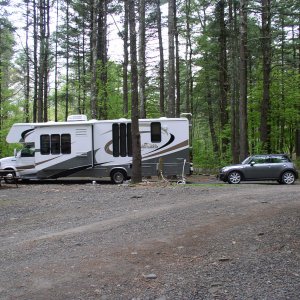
[0,178,299,300]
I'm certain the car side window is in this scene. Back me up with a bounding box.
[271,156,289,163]
[251,156,267,164]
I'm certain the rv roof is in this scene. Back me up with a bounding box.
[6,117,188,143]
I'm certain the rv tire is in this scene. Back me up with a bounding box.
[4,169,16,184]
[111,170,126,184]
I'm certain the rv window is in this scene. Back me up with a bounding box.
[120,123,127,157]
[127,123,132,157]
[21,143,35,157]
[51,134,61,154]
[61,134,71,154]
[112,123,120,157]
[151,122,161,143]
[41,134,71,155]
[40,135,50,155]
[112,123,132,157]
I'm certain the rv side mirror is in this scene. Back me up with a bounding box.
[14,148,17,157]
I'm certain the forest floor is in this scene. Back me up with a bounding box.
[0,176,299,299]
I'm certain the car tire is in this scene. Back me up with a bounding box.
[111,170,126,184]
[228,171,242,184]
[281,171,295,185]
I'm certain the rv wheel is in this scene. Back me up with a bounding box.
[111,170,126,184]
[4,170,16,184]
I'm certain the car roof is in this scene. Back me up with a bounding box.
[252,154,288,157]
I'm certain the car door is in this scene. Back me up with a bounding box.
[268,156,288,179]
[243,156,273,180]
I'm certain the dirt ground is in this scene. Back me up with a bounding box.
[0,176,299,299]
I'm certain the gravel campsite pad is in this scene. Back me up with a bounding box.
[0,178,299,299]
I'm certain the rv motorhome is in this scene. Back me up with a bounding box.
[0,115,192,184]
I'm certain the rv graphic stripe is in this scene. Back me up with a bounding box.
[21,129,34,142]
[143,140,189,159]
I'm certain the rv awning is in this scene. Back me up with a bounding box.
[6,124,35,143]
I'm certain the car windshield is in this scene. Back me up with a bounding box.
[241,156,252,164]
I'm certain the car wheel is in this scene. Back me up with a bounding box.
[228,171,242,184]
[111,170,126,184]
[281,171,295,185]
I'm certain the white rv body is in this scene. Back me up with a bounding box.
[0,116,191,183]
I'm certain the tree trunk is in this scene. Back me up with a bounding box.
[217,0,229,154]
[228,0,239,163]
[91,0,98,119]
[239,0,249,160]
[37,0,45,122]
[296,129,300,159]
[54,0,59,121]
[65,0,70,121]
[174,4,180,117]
[33,0,38,123]
[138,0,146,118]
[205,69,219,155]
[43,0,50,122]
[25,0,30,123]
[168,0,175,117]
[128,0,142,183]
[260,0,272,152]
[185,0,192,114]
[82,19,87,115]
[97,0,108,119]
[156,0,165,116]
[123,0,129,117]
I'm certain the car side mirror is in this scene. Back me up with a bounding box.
[14,149,17,157]
[250,161,255,166]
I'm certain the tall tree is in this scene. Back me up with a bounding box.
[54,0,59,121]
[65,0,70,120]
[239,0,248,160]
[174,2,180,117]
[260,0,272,152]
[217,0,229,154]
[91,0,98,119]
[43,0,50,122]
[97,0,108,119]
[138,0,146,118]
[228,0,239,163]
[24,0,30,123]
[185,0,192,114]
[123,0,129,117]
[128,0,142,183]
[168,0,175,117]
[32,0,38,122]
[156,0,165,116]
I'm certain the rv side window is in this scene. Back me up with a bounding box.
[120,123,127,157]
[127,123,132,157]
[112,123,132,157]
[21,143,35,157]
[151,122,161,143]
[61,134,71,154]
[112,123,120,157]
[40,135,50,155]
[40,134,71,155]
[51,134,61,154]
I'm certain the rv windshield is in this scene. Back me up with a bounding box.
[20,143,35,157]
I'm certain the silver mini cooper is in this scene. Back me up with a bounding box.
[219,154,298,184]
